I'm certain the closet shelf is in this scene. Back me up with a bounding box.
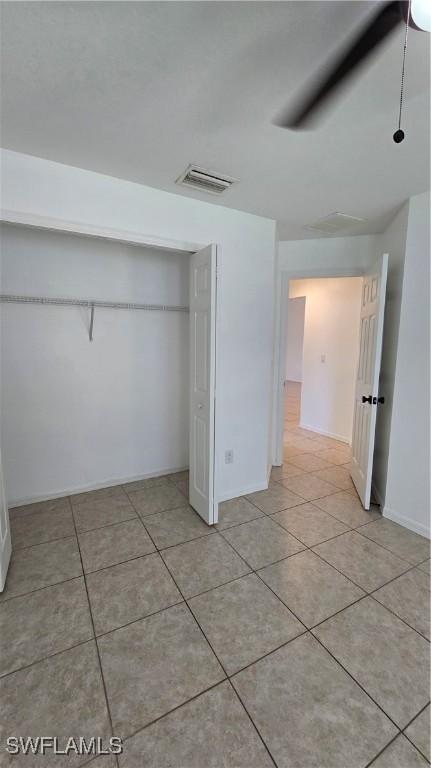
[0,294,189,342]
[0,294,189,312]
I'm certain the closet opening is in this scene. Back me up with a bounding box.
[0,221,218,587]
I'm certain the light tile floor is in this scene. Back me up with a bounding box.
[1,386,430,767]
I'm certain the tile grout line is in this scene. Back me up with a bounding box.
[5,503,427,644]
[243,503,430,643]
[3,530,427,682]
[70,508,117,746]
[6,457,429,764]
[364,731,405,768]
[218,526,429,745]
[121,515,279,768]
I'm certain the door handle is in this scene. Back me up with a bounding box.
[373,396,385,405]
[362,395,372,404]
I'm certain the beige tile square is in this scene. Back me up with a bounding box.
[285,437,324,454]
[405,705,430,762]
[215,496,264,530]
[0,537,82,602]
[86,553,181,634]
[279,474,338,501]
[9,496,71,519]
[288,453,334,472]
[270,463,305,481]
[272,502,350,547]
[373,568,430,639]
[359,519,431,565]
[314,597,430,728]
[0,642,111,768]
[312,466,355,491]
[315,447,352,465]
[78,518,155,573]
[161,533,250,598]
[143,505,212,549]
[371,735,428,767]
[313,531,410,591]
[232,633,396,768]
[258,550,364,628]
[11,508,75,549]
[73,496,137,534]
[189,573,303,674]
[165,470,189,485]
[282,444,306,459]
[313,436,350,451]
[287,426,319,440]
[246,484,304,514]
[98,603,224,737]
[128,484,187,518]
[313,491,381,527]
[222,516,304,570]
[122,475,171,493]
[0,578,93,676]
[119,681,273,768]
[70,485,127,506]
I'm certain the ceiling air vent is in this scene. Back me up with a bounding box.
[176,165,236,195]
[305,212,365,235]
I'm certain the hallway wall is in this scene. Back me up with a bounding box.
[285,297,305,382]
[289,277,363,443]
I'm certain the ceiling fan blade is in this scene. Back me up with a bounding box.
[277,1,404,129]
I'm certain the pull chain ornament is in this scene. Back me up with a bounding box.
[393,0,411,142]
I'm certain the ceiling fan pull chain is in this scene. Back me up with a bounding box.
[393,0,411,143]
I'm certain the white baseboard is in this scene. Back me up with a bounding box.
[217,479,268,504]
[383,506,431,540]
[8,465,189,508]
[10,470,270,511]
[299,422,350,444]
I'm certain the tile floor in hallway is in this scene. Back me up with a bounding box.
[1,390,430,766]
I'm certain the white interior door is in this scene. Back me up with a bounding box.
[351,253,388,509]
[189,244,218,525]
[0,447,11,591]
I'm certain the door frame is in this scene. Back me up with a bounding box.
[272,266,366,467]
[0,210,220,517]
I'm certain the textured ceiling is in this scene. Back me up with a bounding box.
[1,1,429,239]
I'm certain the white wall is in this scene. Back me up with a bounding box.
[285,297,305,382]
[0,149,276,505]
[278,235,377,275]
[1,224,190,503]
[383,191,430,537]
[289,277,363,442]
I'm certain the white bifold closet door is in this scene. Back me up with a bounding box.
[0,446,11,591]
[189,244,218,525]
[351,253,388,509]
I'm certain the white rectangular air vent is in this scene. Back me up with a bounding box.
[176,165,236,195]
[305,212,365,234]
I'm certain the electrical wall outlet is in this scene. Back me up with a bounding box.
[225,449,234,464]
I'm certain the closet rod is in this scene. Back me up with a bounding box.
[0,294,189,313]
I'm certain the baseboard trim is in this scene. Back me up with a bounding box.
[299,422,350,445]
[383,506,430,540]
[217,480,268,504]
[8,466,189,508]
